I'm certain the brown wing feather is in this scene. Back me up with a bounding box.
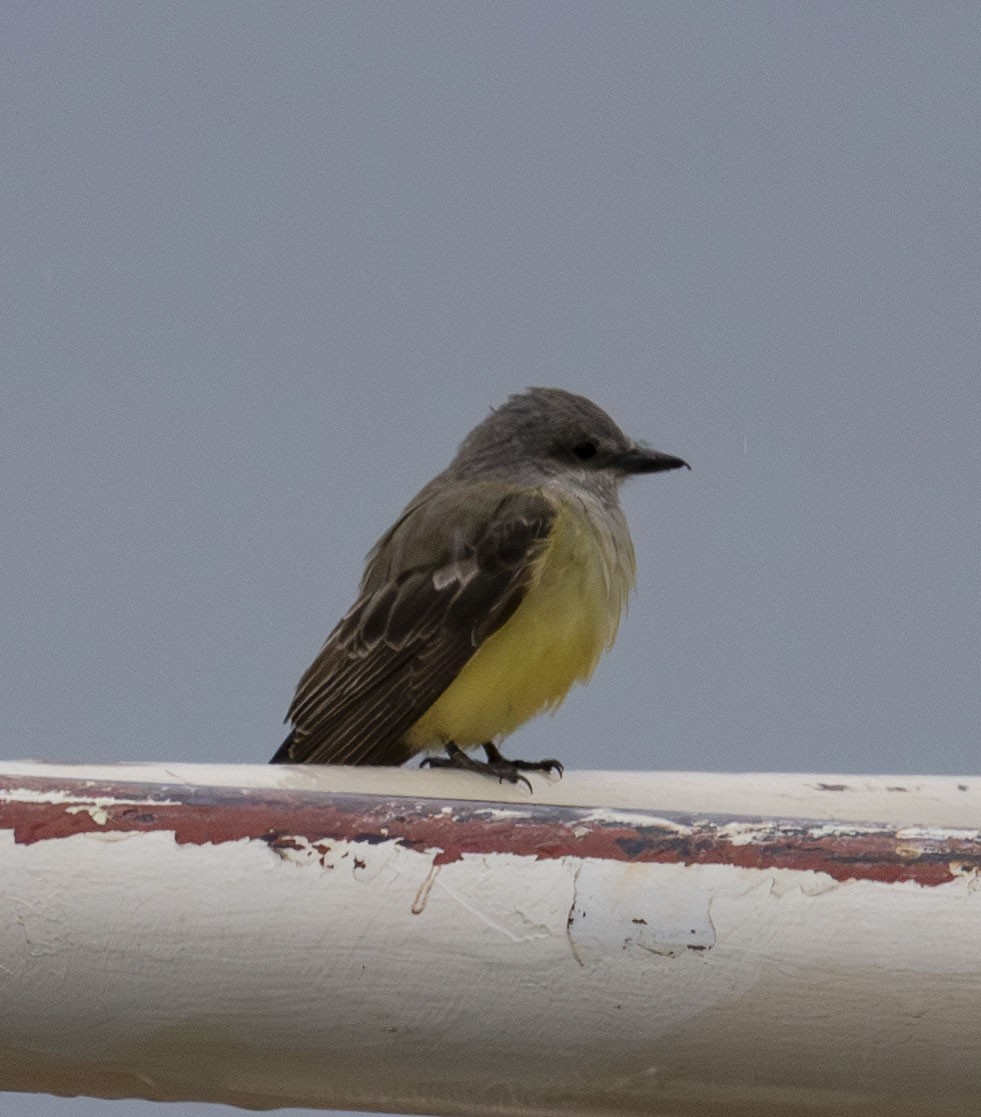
[272,487,557,766]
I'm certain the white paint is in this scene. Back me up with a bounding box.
[0,762,979,1116]
[568,861,718,960]
[3,759,979,825]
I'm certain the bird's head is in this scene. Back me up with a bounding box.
[450,387,689,486]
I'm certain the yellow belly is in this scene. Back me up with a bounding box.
[405,500,634,749]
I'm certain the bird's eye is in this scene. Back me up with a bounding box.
[572,441,598,461]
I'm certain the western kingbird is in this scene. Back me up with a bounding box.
[271,387,688,786]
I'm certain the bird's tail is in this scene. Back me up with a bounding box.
[269,731,296,764]
[270,727,416,766]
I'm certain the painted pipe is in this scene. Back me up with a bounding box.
[0,762,978,1116]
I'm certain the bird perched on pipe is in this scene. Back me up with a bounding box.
[272,387,688,788]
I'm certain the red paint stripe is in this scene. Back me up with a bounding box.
[0,775,976,886]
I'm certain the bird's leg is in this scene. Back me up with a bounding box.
[482,741,564,778]
[422,742,532,792]
[422,742,565,790]
[422,742,561,792]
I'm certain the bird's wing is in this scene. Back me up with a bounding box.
[273,485,557,766]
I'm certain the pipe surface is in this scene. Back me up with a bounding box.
[0,762,978,1116]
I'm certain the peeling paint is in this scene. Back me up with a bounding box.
[2,766,979,1117]
[0,773,979,887]
[64,803,111,826]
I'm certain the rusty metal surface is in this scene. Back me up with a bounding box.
[2,768,980,1115]
[2,773,977,885]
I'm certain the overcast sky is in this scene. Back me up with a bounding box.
[3,4,979,1116]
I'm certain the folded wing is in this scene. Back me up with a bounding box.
[272,486,557,766]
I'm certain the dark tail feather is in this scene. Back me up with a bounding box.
[270,727,414,767]
[270,731,296,764]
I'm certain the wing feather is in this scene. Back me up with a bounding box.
[272,486,557,766]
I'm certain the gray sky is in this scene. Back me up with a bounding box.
[3,4,979,1116]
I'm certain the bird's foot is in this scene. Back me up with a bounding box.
[482,741,564,778]
[421,742,563,792]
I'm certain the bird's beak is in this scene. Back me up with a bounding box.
[616,444,690,475]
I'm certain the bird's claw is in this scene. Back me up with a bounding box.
[421,742,564,793]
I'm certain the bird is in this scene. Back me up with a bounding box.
[271,387,688,788]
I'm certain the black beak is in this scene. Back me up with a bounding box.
[616,445,690,475]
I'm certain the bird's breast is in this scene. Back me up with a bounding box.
[405,497,635,748]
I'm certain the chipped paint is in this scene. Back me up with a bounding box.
[64,803,112,825]
[2,764,980,1116]
[1,773,978,886]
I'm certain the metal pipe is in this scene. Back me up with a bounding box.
[1,762,978,1116]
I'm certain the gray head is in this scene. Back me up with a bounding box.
[447,387,689,485]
